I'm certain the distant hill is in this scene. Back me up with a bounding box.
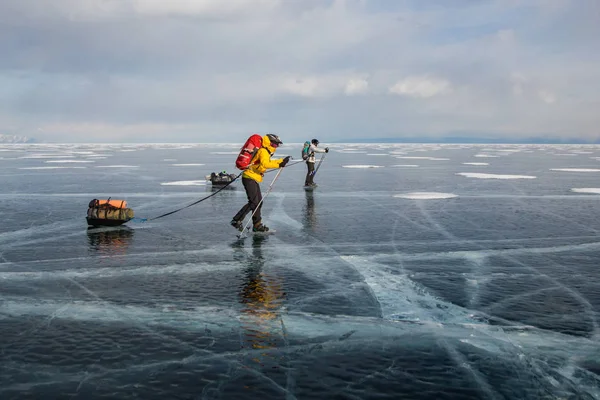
[0,134,34,143]
[335,136,600,144]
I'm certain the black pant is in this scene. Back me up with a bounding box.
[233,177,262,225]
[305,161,315,185]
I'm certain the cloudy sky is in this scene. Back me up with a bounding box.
[0,0,598,143]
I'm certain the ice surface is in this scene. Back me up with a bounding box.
[394,192,458,200]
[2,143,600,400]
[457,173,537,179]
[391,164,419,167]
[170,163,205,166]
[463,162,489,166]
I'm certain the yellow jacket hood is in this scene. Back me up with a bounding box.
[261,135,277,154]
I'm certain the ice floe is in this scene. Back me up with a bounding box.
[342,165,384,168]
[550,168,600,172]
[457,173,536,179]
[160,180,207,186]
[571,188,600,194]
[394,192,458,200]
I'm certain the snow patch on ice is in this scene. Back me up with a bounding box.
[550,168,600,172]
[171,163,205,166]
[163,159,177,161]
[394,192,458,200]
[457,173,536,180]
[19,166,87,170]
[96,165,140,168]
[45,160,94,163]
[19,154,74,159]
[210,151,238,155]
[160,180,207,186]
[395,156,449,161]
[342,165,384,168]
[367,154,388,156]
[463,162,489,166]
[571,188,600,194]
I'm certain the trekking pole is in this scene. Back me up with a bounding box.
[238,167,284,239]
[311,153,327,179]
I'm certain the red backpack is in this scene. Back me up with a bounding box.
[235,134,263,170]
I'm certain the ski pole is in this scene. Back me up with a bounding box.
[238,167,284,239]
[311,153,327,178]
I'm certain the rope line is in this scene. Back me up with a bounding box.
[136,158,305,222]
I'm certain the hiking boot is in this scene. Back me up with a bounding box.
[230,219,243,231]
[253,224,269,232]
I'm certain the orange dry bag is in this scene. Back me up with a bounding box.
[235,134,263,170]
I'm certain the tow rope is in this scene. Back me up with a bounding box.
[133,158,306,223]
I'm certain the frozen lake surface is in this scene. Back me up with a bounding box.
[1,142,600,399]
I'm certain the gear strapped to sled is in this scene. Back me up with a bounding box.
[87,198,134,227]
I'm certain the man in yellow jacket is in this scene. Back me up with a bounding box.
[231,134,290,232]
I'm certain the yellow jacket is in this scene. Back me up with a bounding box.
[242,135,284,183]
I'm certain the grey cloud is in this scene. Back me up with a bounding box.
[0,0,599,142]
